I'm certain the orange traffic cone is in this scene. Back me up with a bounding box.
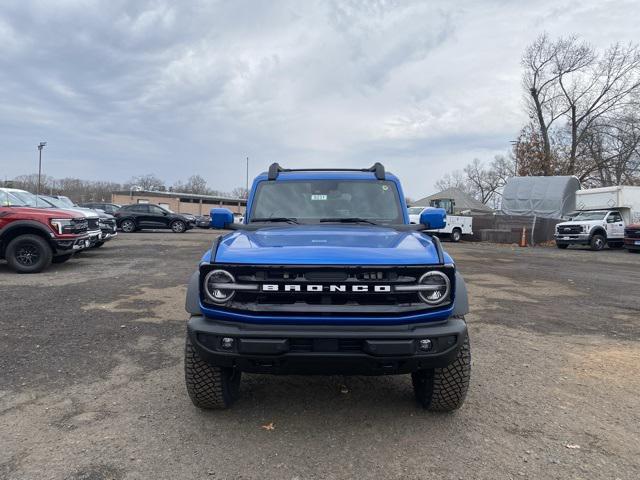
[519,226,527,247]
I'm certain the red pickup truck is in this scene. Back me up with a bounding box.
[624,224,640,253]
[0,191,90,273]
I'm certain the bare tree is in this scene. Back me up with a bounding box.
[522,34,593,173]
[434,170,469,193]
[125,174,165,191]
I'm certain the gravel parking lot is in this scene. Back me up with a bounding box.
[1,232,639,480]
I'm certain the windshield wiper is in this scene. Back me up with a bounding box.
[251,217,299,224]
[319,217,379,225]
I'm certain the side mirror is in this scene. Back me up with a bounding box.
[420,207,447,230]
[210,208,234,229]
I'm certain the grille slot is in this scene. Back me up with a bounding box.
[557,225,582,235]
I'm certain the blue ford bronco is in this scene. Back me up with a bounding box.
[184,163,471,411]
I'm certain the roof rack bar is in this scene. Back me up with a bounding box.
[267,163,386,181]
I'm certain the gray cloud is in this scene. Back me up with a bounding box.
[1,0,639,196]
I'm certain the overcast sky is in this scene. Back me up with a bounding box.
[1,0,639,198]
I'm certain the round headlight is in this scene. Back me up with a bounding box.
[418,271,450,304]
[204,269,236,303]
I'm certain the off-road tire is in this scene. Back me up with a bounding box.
[184,334,241,409]
[52,253,74,264]
[6,234,53,273]
[556,243,569,249]
[412,332,471,412]
[120,219,136,233]
[590,234,606,251]
[171,220,186,233]
[450,228,462,243]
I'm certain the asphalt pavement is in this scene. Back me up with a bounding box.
[1,231,639,479]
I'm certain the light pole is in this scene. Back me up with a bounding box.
[245,157,249,197]
[37,142,47,205]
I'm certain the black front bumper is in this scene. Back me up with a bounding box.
[187,315,467,375]
[51,235,91,255]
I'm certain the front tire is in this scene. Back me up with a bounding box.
[412,332,471,412]
[6,234,53,273]
[450,228,462,243]
[171,220,186,233]
[590,234,606,251]
[184,334,241,409]
[120,219,136,233]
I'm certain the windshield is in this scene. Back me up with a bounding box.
[55,196,75,208]
[5,190,50,207]
[407,207,423,214]
[250,180,404,224]
[40,196,68,208]
[572,211,608,221]
[1,191,30,207]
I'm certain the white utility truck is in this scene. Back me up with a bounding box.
[554,186,640,251]
[408,198,473,242]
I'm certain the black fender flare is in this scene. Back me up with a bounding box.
[185,270,202,315]
[452,271,469,317]
[0,220,54,254]
[589,227,606,239]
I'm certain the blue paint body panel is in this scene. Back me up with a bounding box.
[213,225,444,265]
[199,301,454,325]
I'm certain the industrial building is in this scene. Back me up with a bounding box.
[110,190,247,215]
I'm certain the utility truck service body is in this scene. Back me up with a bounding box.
[554,186,640,250]
[408,199,473,242]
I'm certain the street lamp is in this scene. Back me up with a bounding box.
[37,142,47,204]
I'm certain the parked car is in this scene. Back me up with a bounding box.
[114,204,194,233]
[624,224,640,253]
[0,190,90,273]
[184,163,471,412]
[554,186,640,250]
[39,195,116,247]
[79,202,121,215]
[196,215,211,229]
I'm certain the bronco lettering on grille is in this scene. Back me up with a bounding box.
[262,284,392,293]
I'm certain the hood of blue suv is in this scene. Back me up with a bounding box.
[213,225,448,265]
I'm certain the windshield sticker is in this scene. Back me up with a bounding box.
[382,185,389,191]
[311,194,327,201]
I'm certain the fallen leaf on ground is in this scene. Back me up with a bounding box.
[261,422,275,431]
[565,444,581,449]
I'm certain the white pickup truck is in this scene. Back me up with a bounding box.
[554,186,640,251]
[408,200,473,242]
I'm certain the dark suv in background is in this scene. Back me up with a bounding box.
[80,202,121,215]
[114,204,195,233]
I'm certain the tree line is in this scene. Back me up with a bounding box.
[2,173,249,204]
[436,33,640,207]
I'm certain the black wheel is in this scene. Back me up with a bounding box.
[590,234,606,251]
[93,241,105,248]
[52,253,74,264]
[171,220,186,233]
[120,219,136,233]
[450,228,462,243]
[5,234,53,273]
[412,329,471,412]
[556,243,569,249]
[184,334,241,409]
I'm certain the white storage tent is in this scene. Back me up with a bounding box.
[501,176,581,219]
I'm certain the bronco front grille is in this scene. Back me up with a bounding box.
[200,264,455,317]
